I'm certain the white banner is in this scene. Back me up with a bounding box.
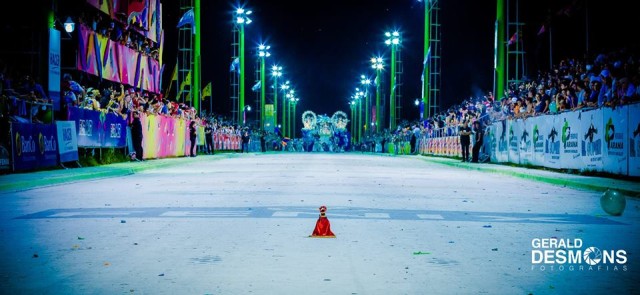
[580,109,604,172]
[55,121,79,162]
[508,119,520,163]
[602,106,629,175]
[628,103,640,176]
[544,114,562,169]
[49,28,61,111]
[493,120,509,163]
[518,119,533,165]
[559,111,582,169]
[530,115,547,167]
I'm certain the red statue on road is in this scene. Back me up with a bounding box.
[310,205,336,238]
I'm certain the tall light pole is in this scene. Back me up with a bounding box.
[370,57,384,133]
[271,65,282,130]
[385,31,401,131]
[349,100,356,142]
[258,44,271,130]
[280,81,290,137]
[286,89,295,137]
[361,75,372,136]
[290,96,299,138]
[354,88,364,143]
[234,7,252,124]
[243,105,252,125]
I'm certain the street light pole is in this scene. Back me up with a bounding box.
[371,57,384,133]
[234,8,252,124]
[258,44,270,130]
[272,65,282,131]
[280,81,290,137]
[361,75,371,137]
[385,31,401,131]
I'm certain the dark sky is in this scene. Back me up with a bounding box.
[162,0,638,120]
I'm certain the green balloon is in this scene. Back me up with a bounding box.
[600,189,626,216]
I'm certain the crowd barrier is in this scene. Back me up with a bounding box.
[417,103,639,176]
[68,107,127,148]
[486,103,639,176]
[213,133,240,151]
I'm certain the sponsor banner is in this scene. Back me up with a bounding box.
[55,121,79,162]
[629,104,640,176]
[517,119,533,165]
[76,25,160,93]
[508,119,520,164]
[0,144,10,171]
[140,114,189,159]
[530,115,547,167]
[10,123,58,171]
[580,109,604,172]
[602,106,629,175]
[68,107,127,148]
[494,120,509,163]
[49,28,61,111]
[559,111,582,169]
[544,114,562,169]
[197,126,205,146]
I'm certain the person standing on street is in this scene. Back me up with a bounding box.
[131,109,144,161]
[459,120,471,162]
[471,121,483,163]
[241,129,251,153]
[204,122,214,155]
[189,120,197,157]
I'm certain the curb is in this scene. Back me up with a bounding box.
[419,156,640,197]
[0,154,233,193]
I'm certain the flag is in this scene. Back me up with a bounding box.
[537,25,546,36]
[202,82,212,99]
[176,8,196,34]
[179,70,191,95]
[230,57,240,74]
[252,80,261,92]
[421,46,431,82]
[128,4,149,29]
[507,32,518,45]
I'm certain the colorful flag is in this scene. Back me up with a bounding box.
[179,70,191,95]
[202,82,212,99]
[537,25,546,36]
[176,8,195,34]
[230,57,240,74]
[507,32,518,45]
[252,80,261,92]
[421,46,431,82]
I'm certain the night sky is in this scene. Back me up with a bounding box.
[160,0,636,120]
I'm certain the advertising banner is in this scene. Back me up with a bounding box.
[580,108,604,172]
[507,119,520,164]
[559,111,582,170]
[543,113,562,169]
[602,106,629,175]
[68,107,127,148]
[11,123,58,171]
[56,121,79,162]
[628,103,640,176]
[529,115,547,167]
[49,28,61,111]
[517,119,533,165]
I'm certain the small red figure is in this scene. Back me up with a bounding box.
[310,205,336,238]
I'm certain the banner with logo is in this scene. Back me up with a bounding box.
[530,115,547,167]
[10,123,58,171]
[602,106,628,175]
[517,119,533,165]
[544,113,562,169]
[507,119,520,164]
[55,121,79,162]
[0,144,10,171]
[49,28,61,111]
[493,120,509,163]
[68,107,127,148]
[580,109,604,172]
[559,111,582,169]
[140,114,190,159]
[628,104,640,176]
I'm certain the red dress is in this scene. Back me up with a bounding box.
[311,212,335,238]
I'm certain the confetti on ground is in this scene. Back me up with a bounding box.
[413,251,431,255]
